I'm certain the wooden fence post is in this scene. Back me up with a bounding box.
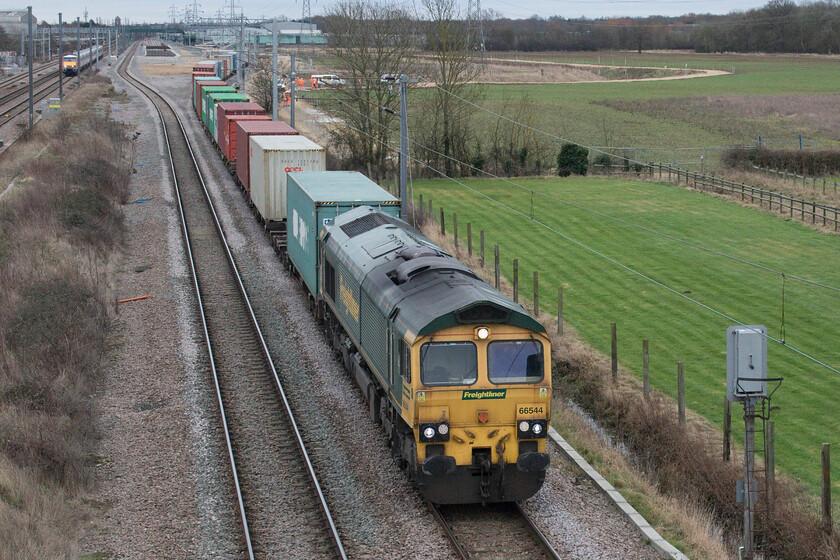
[611,323,617,380]
[823,443,832,532]
[440,208,445,235]
[557,287,563,336]
[678,362,685,425]
[533,271,539,317]
[643,339,650,400]
[467,223,472,257]
[724,398,731,461]
[480,231,485,268]
[766,420,775,502]
[419,194,423,215]
[453,213,458,249]
[513,259,519,303]
[494,245,500,289]
[428,199,433,221]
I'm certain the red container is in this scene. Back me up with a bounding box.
[235,120,298,190]
[195,80,228,114]
[193,61,216,73]
[219,114,270,165]
[217,103,268,162]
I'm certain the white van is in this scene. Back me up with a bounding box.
[311,74,345,86]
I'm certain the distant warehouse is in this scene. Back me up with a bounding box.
[0,9,37,35]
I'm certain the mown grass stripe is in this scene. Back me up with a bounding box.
[414,175,840,495]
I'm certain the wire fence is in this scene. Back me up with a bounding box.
[648,163,840,231]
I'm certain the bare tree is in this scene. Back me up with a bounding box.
[245,55,290,116]
[414,0,482,178]
[321,0,416,177]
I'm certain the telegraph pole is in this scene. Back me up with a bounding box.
[58,13,63,99]
[399,74,408,217]
[290,52,295,129]
[76,17,81,87]
[271,17,278,121]
[27,6,33,128]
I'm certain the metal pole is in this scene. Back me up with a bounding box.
[743,398,756,560]
[290,52,295,129]
[28,6,34,128]
[272,17,278,121]
[399,74,408,218]
[76,18,81,87]
[108,28,111,58]
[237,15,244,87]
[48,26,51,61]
[58,13,63,99]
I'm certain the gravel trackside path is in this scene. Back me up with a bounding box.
[79,54,241,558]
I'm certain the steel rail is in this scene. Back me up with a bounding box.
[514,502,564,560]
[0,61,57,90]
[429,500,563,560]
[427,500,470,560]
[0,71,66,109]
[116,43,255,560]
[118,43,347,560]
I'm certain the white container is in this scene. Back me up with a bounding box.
[248,135,326,224]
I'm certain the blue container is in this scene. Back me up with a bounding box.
[285,171,400,297]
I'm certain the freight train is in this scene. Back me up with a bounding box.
[189,69,552,504]
[62,45,103,76]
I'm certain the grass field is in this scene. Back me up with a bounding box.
[411,175,840,496]
[469,52,840,170]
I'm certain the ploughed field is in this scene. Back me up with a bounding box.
[411,175,840,497]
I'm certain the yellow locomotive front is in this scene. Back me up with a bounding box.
[62,55,78,76]
[405,323,551,504]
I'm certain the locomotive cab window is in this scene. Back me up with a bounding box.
[420,341,477,386]
[487,340,544,384]
[324,259,336,302]
[400,340,410,382]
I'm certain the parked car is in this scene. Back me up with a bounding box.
[311,74,345,86]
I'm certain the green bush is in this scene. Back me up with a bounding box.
[557,143,589,177]
[593,152,613,170]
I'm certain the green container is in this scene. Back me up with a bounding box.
[193,77,221,112]
[200,85,235,123]
[285,171,400,297]
[206,93,248,142]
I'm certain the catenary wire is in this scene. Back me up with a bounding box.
[318,86,840,296]
[332,110,840,377]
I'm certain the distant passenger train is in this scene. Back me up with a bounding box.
[62,46,103,76]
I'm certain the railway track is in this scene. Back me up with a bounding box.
[0,72,70,123]
[0,61,57,91]
[431,502,563,560]
[117,44,347,559]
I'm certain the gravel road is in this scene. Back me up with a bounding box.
[79,45,665,560]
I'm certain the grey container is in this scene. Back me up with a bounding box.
[249,135,326,225]
[285,171,400,297]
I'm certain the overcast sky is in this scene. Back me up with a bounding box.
[34,0,771,26]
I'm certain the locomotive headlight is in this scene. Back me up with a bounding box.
[423,427,436,439]
[475,326,490,340]
[519,420,530,432]
[437,423,449,435]
[531,422,543,435]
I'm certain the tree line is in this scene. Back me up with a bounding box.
[481,0,840,54]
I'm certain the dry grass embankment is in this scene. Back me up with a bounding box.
[412,206,840,560]
[0,74,131,557]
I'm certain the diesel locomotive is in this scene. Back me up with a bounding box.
[186,57,553,502]
[287,189,552,504]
